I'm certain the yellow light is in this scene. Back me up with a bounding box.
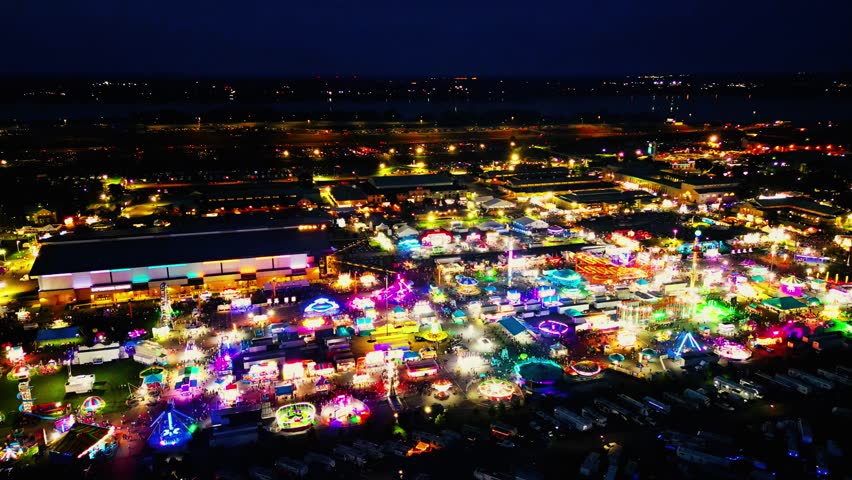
[283,150,290,157]
[448,145,456,152]
[479,143,486,149]
[510,153,520,163]
[389,148,396,154]
[510,141,516,147]
[416,162,425,168]
[709,135,719,144]
[424,405,432,414]
[415,146,424,155]
[379,163,386,169]
[313,148,321,156]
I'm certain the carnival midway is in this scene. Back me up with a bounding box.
[1,219,851,474]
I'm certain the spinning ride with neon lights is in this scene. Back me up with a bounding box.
[320,395,370,427]
[514,358,563,386]
[570,360,602,377]
[80,396,106,413]
[432,379,453,399]
[421,322,449,342]
[275,402,316,433]
[714,342,752,361]
[543,269,584,288]
[669,331,704,358]
[304,298,340,317]
[538,319,571,337]
[148,402,197,448]
[477,378,515,400]
[376,275,415,304]
[455,275,480,295]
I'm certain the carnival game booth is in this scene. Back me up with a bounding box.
[48,423,116,463]
[406,359,440,379]
[73,343,122,365]
[175,365,201,395]
[133,340,168,366]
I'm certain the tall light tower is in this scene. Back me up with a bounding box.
[690,230,702,289]
[159,282,173,328]
[507,236,514,288]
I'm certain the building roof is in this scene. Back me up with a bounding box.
[481,198,516,209]
[750,196,844,218]
[762,296,808,311]
[30,225,329,276]
[498,317,528,336]
[369,174,454,190]
[329,185,368,202]
[49,423,112,458]
[557,189,653,205]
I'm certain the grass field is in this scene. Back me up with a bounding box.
[0,360,146,417]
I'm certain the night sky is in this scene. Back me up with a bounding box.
[4,0,851,76]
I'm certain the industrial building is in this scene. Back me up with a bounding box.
[29,221,329,306]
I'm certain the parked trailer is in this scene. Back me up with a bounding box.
[815,449,830,477]
[797,418,813,445]
[581,407,608,427]
[579,452,600,476]
[352,439,384,459]
[617,394,650,416]
[643,396,671,414]
[333,445,368,466]
[676,446,731,467]
[274,457,309,477]
[785,429,799,458]
[755,371,791,390]
[774,374,813,395]
[788,369,834,390]
[714,376,760,400]
[696,431,735,445]
[304,452,336,470]
[817,369,852,386]
[739,379,766,397]
[683,389,710,407]
[594,398,631,419]
[534,411,562,430]
[553,407,592,432]
[662,392,699,411]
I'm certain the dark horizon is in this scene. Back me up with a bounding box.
[1,71,852,81]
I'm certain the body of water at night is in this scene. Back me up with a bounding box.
[2,95,851,123]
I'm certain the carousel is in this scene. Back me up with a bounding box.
[477,378,516,401]
[455,275,481,296]
[320,395,370,427]
[275,402,317,433]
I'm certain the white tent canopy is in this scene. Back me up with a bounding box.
[481,198,516,210]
